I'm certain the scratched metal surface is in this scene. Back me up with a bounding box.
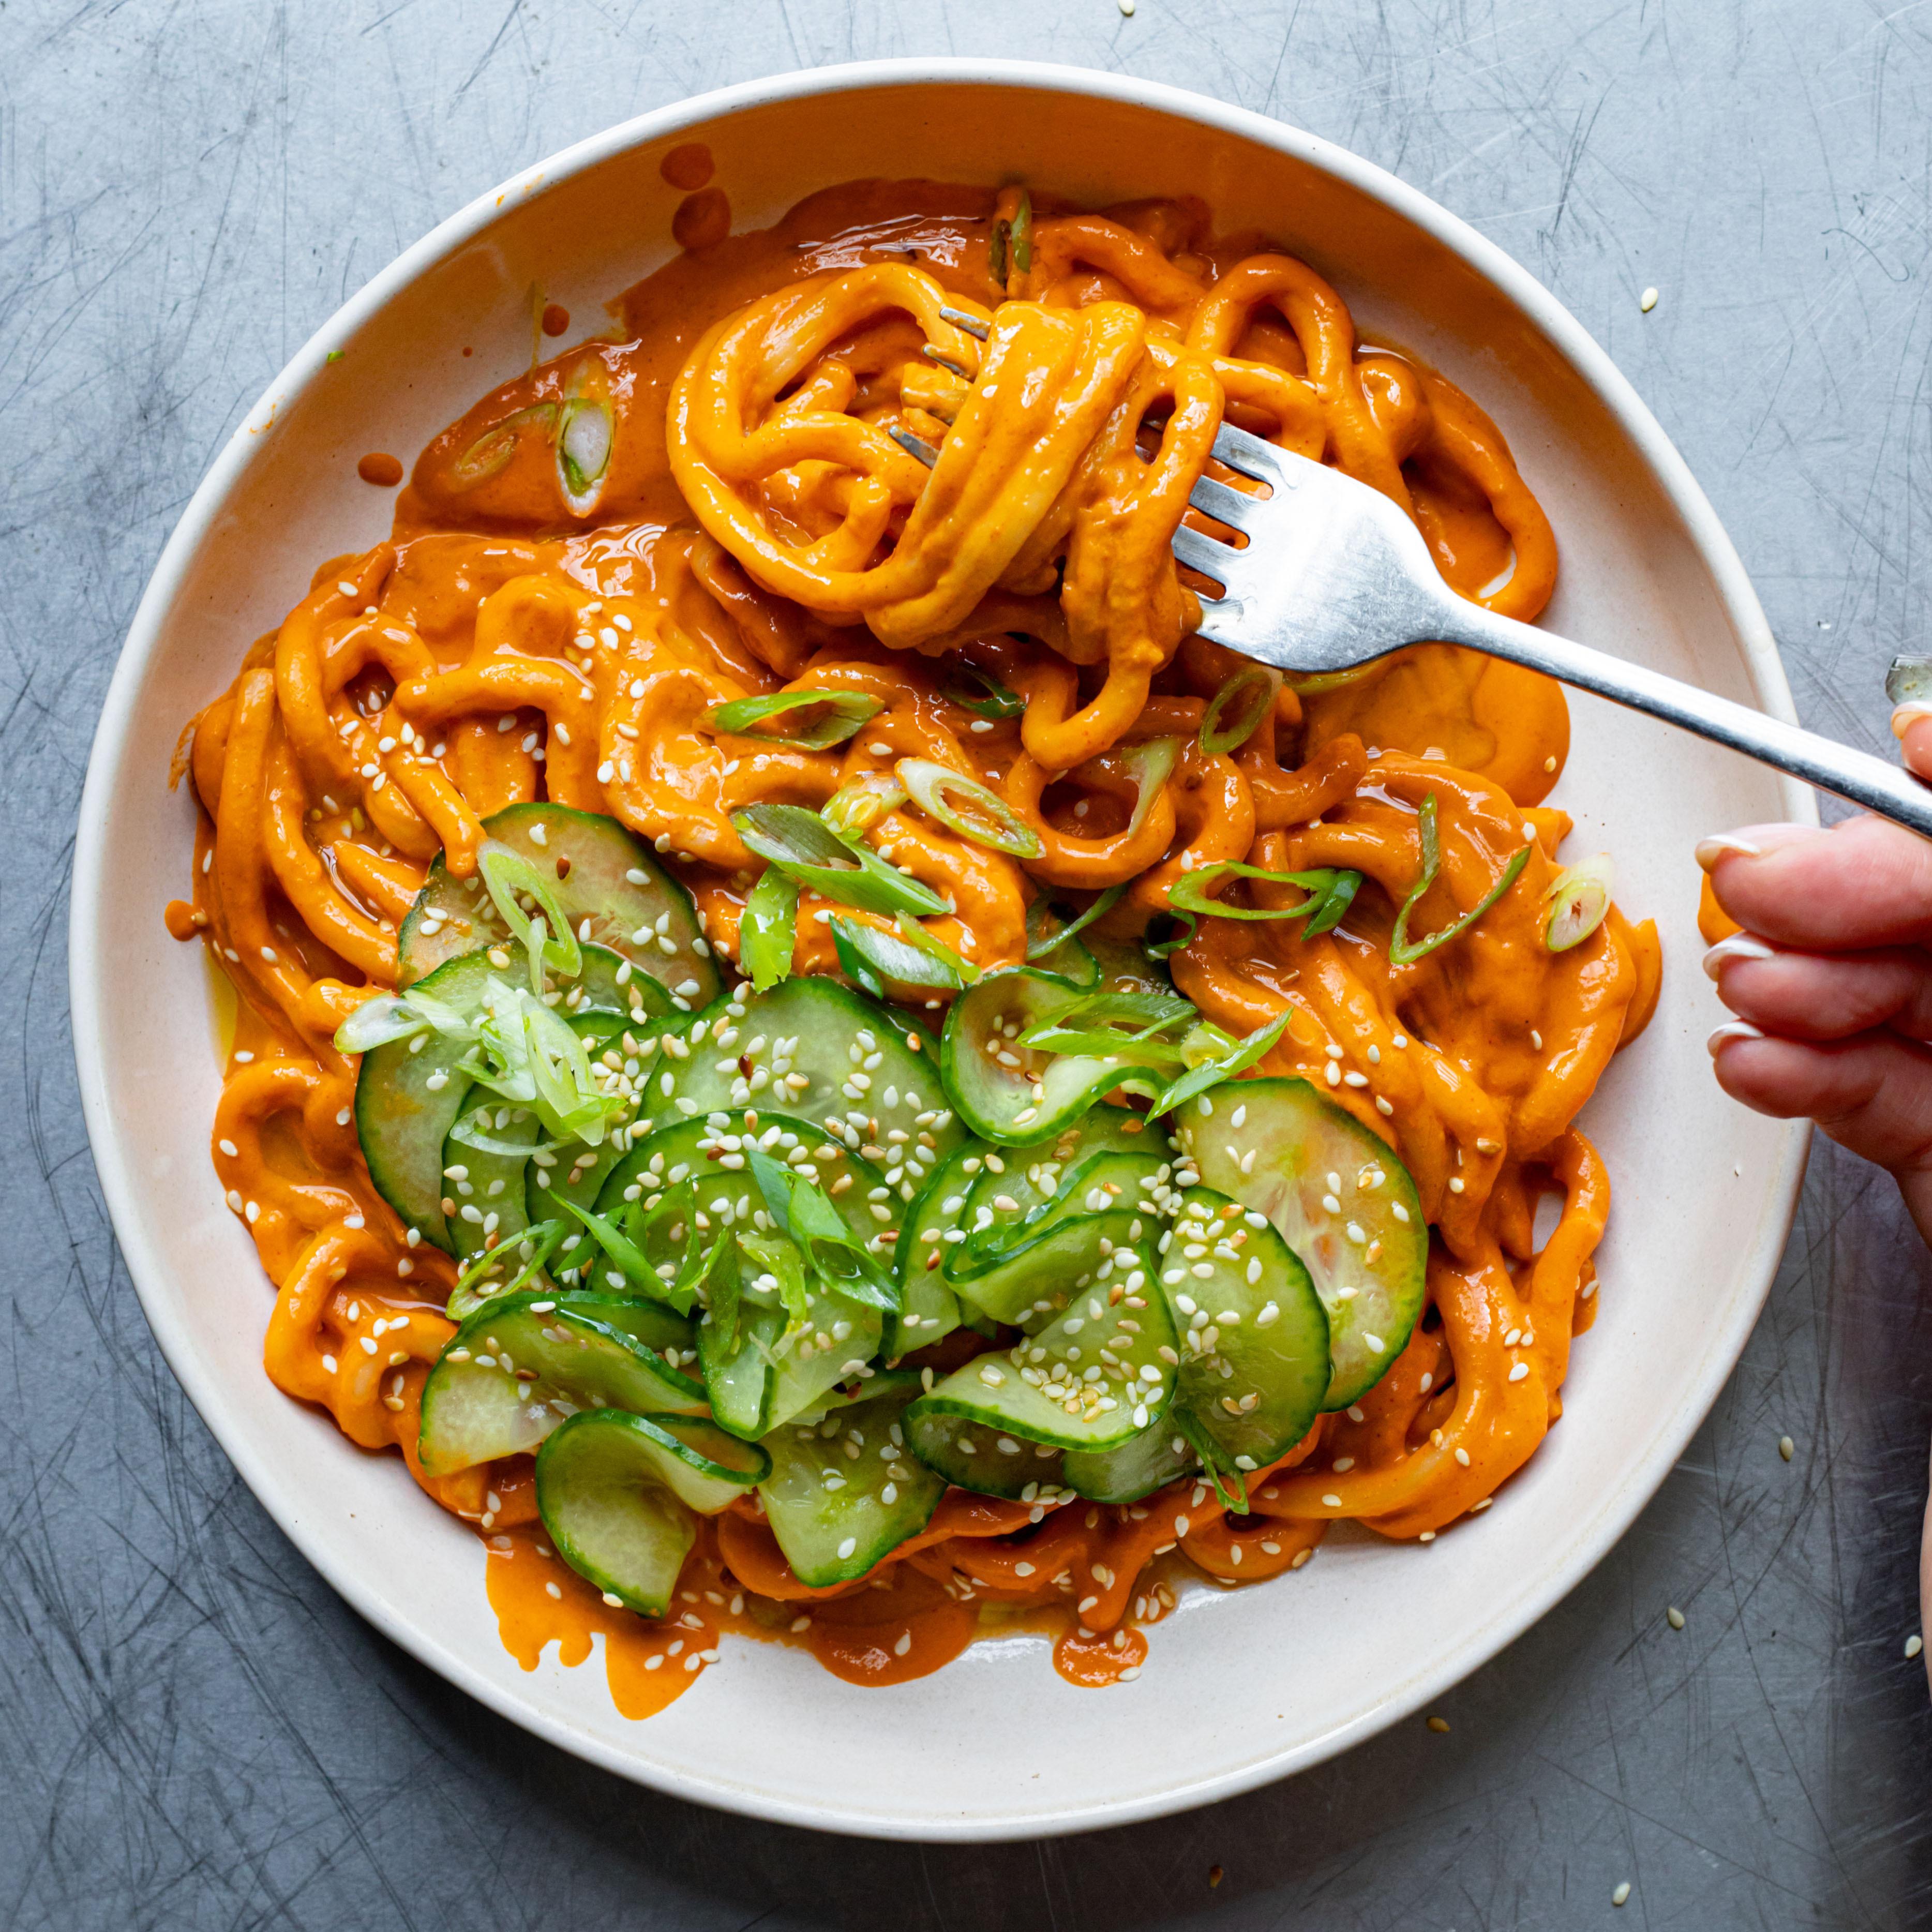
[5,1,1931,1925]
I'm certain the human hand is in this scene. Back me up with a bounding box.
[1702,704,1932,1683]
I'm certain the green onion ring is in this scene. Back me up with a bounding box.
[896,758,1044,859]
[1199,666,1282,758]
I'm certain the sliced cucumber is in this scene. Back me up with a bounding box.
[948,1200,1160,1330]
[1177,1077,1427,1409]
[398,802,718,1010]
[1160,1187,1330,1467]
[954,1145,1167,1276]
[416,1293,704,1476]
[355,947,499,1252]
[908,1227,1175,1451]
[589,1111,890,1283]
[902,1404,1066,1501]
[885,1137,991,1357]
[758,1375,946,1585]
[658,979,965,1195]
[940,966,1163,1144]
[591,1411,770,1513]
[1062,1420,1197,1503]
[355,940,642,1255]
[534,1412,697,1616]
[951,1105,1164,1261]
[443,1088,544,1270]
[588,1114,894,1434]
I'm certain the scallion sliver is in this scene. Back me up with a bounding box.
[708,687,883,751]
[731,802,950,919]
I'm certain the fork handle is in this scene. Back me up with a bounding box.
[1439,602,1932,840]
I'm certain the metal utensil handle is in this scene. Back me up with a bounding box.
[1443,602,1932,840]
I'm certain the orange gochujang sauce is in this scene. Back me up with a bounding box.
[169,175,1658,1719]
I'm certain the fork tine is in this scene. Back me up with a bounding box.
[1171,523,1248,589]
[1210,421,1285,480]
[1187,474,1262,532]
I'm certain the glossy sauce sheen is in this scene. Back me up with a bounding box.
[175,175,1656,1716]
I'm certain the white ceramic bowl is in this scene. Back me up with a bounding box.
[72,60,1809,1839]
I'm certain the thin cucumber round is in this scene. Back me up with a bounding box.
[535,1412,698,1617]
[758,1375,946,1585]
[398,802,717,1009]
[416,1293,703,1477]
[902,1405,1066,1501]
[354,947,499,1252]
[1177,1077,1427,1409]
[589,1113,892,1434]
[951,1105,1166,1264]
[442,1088,544,1270]
[908,1224,1176,1451]
[1062,1420,1197,1504]
[657,979,964,1194]
[947,1201,1163,1330]
[1159,1187,1330,1469]
[954,1146,1167,1277]
[938,966,1173,1145]
[602,1411,772,1514]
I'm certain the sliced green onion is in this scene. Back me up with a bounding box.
[739,867,798,993]
[1011,188,1033,274]
[830,915,971,998]
[732,803,950,919]
[1199,666,1282,758]
[556,395,613,505]
[451,402,558,488]
[542,1190,669,1302]
[896,757,1043,859]
[1389,793,1532,967]
[942,662,1025,720]
[1301,869,1362,938]
[1542,853,1614,952]
[449,1218,566,1313]
[1115,736,1182,840]
[1177,1020,1238,1068]
[1167,861,1337,923]
[822,772,907,837]
[478,840,583,982]
[739,1229,807,1333]
[1024,883,1127,961]
[333,995,436,1056]
[746,1154,896,1315]
[709,687,883,751]
[1145,1007,1295,1119]
[447,1110,570,1159]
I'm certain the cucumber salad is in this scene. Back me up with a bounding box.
[337,803,1427,1619]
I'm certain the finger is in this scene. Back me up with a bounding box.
[1892,703,1932,784]
[1704,936,1932,1040]
[1708,1026,1932,1174]
[1696,814,1932,951]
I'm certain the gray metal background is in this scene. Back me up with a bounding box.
[5,2,1929,1925]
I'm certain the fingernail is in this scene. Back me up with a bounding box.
[1707,1020,1765,1056]
[1701,934,1775,981]
[1893,702,1932,740]
[1695,834,1762,870]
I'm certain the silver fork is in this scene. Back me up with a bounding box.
[1176,422,1932,838]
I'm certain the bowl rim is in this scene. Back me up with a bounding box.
[70,56,1811,1839]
